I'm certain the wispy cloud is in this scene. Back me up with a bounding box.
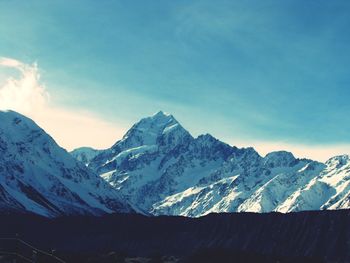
[0,57,126,150]
[0,57,348,161]
[0,57,48,113]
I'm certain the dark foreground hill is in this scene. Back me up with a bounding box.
[0,209,349,262]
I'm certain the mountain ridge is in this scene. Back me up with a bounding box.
[72,111,350,217]
[1,109,349,218]
[0,110,134,217]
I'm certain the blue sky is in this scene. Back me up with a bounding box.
[0,0,350,161]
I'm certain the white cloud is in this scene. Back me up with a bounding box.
[0,57,48,113]
[0,57,126,151]
[0,57,25,68]
[0,57,348,161]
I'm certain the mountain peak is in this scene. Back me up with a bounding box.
[195,134,221,147]
[152,110,172,118]
[0,110,37,129]
[134,111,177,128]
[133,111,178,133]
[113,111,190,149]
[70,147,102,166]
[145,110,177,126]
[265,150,295,159]
[325,154,350,168]
[0,110,48,145]
[0,110,133,216]
[264,151,297,167]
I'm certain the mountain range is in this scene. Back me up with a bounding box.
[72,111,350,217]
[1,109,350,217]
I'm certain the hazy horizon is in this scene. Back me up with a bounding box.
[1,1,350,161]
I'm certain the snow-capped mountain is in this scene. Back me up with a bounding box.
[78,111,350,217]
[0,110,133,217]
[3,109,347,218]
[70,147,102,166]
[278,155,350,212]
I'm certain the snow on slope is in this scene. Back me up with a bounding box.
[74,111,350,217]
[85,112,236,210]
[278,155,350,212]
[70,147,102,166]
[8,109,349,218]
[152,151,323,216]
[0,110,133,217]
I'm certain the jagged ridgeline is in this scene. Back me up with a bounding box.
[72,111,350,217]
[0,109,349,217]
[0,110,134,217]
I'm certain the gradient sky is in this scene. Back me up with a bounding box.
[1,0,350,161]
